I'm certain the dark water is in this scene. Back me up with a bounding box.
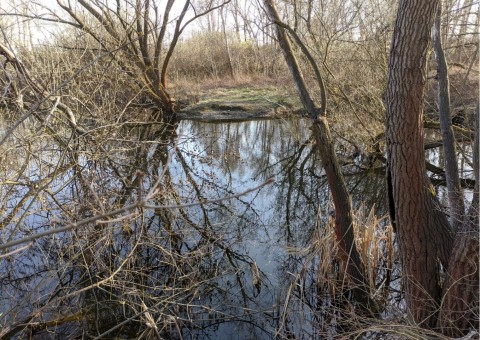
[0,118,388,339]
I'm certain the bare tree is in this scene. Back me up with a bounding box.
[55,0,228,121]
[220,5,235,79]
[263,0,377,314]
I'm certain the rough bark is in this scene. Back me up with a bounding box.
[432,2,465,231]
[438,106,479,336]
[263,0,376,312]
[438,227,479,336]
[385,0,453,327]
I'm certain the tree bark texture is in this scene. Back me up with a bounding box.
[438,227,479,336]
[438,106,479,336]
[432,2,465,231]
[263,0,376,312]
[385,0,453,327]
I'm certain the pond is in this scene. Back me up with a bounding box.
[0,118,390,339]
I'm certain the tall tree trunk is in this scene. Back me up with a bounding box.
[220,7,235,79]
[432,2,464,231]
[385,0,453,327]
[232,0,241,41]
[263,0,376,313]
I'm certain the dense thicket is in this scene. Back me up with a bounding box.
[0,0,478,338]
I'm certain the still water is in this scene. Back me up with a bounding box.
[0,118,388,338]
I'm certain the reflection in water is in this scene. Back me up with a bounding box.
[424,129,475,204]
[0,118,388,338]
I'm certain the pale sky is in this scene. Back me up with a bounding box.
[1,0,220,46]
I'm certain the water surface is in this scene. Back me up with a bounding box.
[0,118,388,338]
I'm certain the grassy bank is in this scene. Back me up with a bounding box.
[174,78,303,121]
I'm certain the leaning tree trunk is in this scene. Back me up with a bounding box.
[385,0,453,328]
[432,2,465,231]
[263,0,376,313]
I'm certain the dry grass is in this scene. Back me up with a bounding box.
[273,203,401,338]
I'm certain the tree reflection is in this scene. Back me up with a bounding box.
[1,118,392,338]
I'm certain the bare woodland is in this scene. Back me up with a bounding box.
[0,0,478,338]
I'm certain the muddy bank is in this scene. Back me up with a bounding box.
[177,107,303,122]
[176,86,303,121]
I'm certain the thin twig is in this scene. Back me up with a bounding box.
[0,243,32,258]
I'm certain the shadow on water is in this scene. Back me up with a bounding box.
[0,118,388,339]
